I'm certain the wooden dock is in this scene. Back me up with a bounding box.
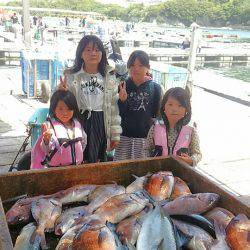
[1,32,250,67]
[121,46,250,67]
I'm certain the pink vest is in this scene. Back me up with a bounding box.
[31,119,84,169]
[154,123,192,156]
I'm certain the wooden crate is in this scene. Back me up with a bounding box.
[0,156,249,249]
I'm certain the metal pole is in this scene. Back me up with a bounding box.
[22,0,31,48]
[186,22,200,97]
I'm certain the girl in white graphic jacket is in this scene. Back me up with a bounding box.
[59,35,121,163]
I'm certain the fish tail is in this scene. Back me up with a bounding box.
[30,227,47,250]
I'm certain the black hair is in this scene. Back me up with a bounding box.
[49,90,80,121]
[160,87,191,131]
[69,35,108,77]
[127,50,150,69]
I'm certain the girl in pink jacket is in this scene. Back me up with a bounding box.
[146,87,202,166]
[31,90,87,169]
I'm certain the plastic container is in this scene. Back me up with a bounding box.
[28,107,49,147]
[21,50,65,98]
[150,62,188,91]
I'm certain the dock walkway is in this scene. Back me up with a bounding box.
[0,66,249,206]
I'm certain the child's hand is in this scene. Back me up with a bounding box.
[177,153,193,166]
[119,81,127,102]
[41,123,51,145]
[58,74,68,91]
[107,140,119,151]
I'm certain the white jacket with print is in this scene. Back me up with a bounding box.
[66,65,122,147]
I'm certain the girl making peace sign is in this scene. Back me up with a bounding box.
[59,35,122,163]
[114,50,162,161]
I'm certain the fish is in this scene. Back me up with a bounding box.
[204,207,235,230]
[13,223,36,250]
[54,205,91,236]
[162,193,220,215]
[72,224,117,250]
[116,204,153,245]
[30,198,62,249]
[144,171,174,201]
[159,209,179,250]
[173,219,214,250]
[55,224,83,250]
[94,192,149,224]
[170,214,216,238]
[170,177,191,200]
[210,221,230,250]
[132,205,162,250]
[69,213,106,235]
[87,184,126,213]
[126,174,150,194]
[53,184,98,205]
[226,213,250,250]
[136,204,179,250]
[6,184,97,226]
[5,195,47,225]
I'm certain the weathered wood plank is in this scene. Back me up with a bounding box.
[0,151,26,167]
[0,144,31,154]
[0,136,28,147]
[0,127,15,134]
[0,197,13,250]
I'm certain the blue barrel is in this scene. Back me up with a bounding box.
[21,50,28,94]
[28,108,49,147]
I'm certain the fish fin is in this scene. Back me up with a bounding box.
[30,227,47,250]
[2,194,28,204]
[75,223,89,240]
[132,174,139,179]
[98,227,109,246]
[107,222,128,249]
[141,189,156,204]
[125,239,136,250]
[106,221,116,231]
[157,239,164,250]
[158,199,170,207]
[213,220,226,240]
[175,227,193,248]
[30,200,38,221]
[170,214,216,239]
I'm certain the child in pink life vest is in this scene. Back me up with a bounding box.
[146,87,202,166]
[31,90,87,169]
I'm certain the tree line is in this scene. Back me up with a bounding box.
[6,0,250,27]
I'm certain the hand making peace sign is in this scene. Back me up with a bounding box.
[58,74,68,91]
[119,81,127,102]
[41,123,52,145]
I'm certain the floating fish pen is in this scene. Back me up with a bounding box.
[0,157,249,249]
